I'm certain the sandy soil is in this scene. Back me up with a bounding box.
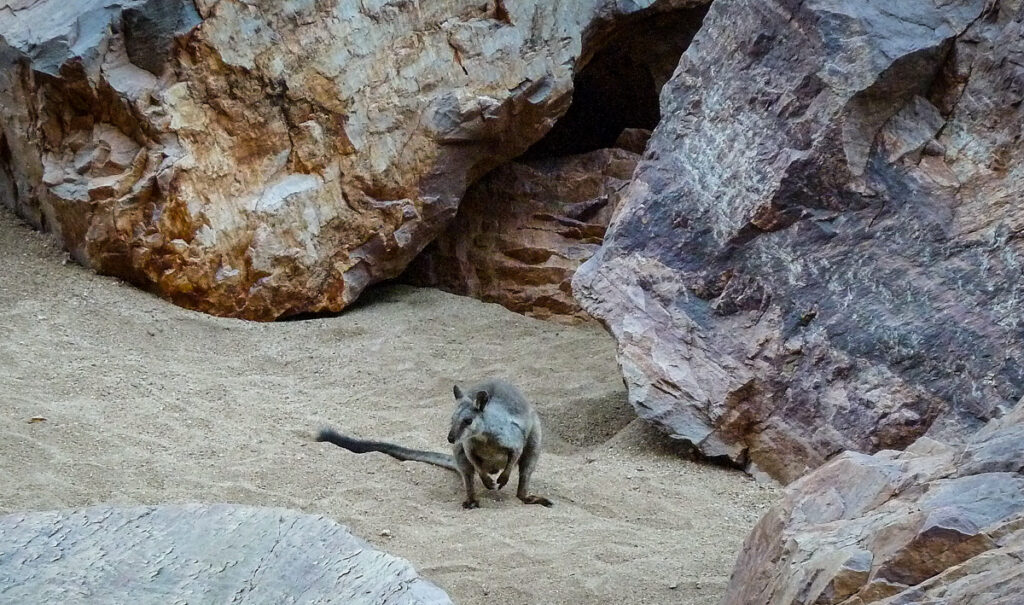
[0,207,778,604]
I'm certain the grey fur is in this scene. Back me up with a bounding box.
[448,379,552,509]
[317,379,552,509]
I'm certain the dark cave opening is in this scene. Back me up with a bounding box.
[522,49,660,159]
[522,6,710,160]
[317,5,715,322]
[400,4,712,321]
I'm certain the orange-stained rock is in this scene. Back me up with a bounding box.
[0,0,710,319]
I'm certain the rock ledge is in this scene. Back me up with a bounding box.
[0,503,452,605]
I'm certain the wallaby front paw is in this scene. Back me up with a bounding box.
[496,474,509,490]
[462,499,480,509]
[481,476,497,491]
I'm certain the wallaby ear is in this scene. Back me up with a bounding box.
[474,390,489,410]
[453,384,464,400]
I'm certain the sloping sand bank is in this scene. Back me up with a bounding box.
[0,208,776,604]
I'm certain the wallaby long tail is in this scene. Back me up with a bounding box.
[316,428,458,471]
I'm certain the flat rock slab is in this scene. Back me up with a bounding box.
[0,504,452,605]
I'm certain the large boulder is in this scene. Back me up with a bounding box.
[405,146,640,322]
[722,398,1024,604]
[0,0,707,320]
[0,503,452,604]
[573,0,1024,482]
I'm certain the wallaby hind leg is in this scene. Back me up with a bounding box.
[455,448,480,509]
[517,428,553,507]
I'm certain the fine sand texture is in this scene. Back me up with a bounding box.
[0,207,778,604]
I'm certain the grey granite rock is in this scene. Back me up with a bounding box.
[0,504,452,605]
[574,0,1024,482]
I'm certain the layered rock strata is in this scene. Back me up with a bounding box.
[723,398,1024,604]
[405,146,640,322]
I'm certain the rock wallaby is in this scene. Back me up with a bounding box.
[317,379,552,509]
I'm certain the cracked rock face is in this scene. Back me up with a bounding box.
[0,504,452,604]
[723,397,1024,604]
[0,0,704,319]
[573,0,1024,482]
[405,146,640,322]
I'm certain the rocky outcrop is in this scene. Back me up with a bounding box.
[0,504,452,604]
[404,1,705,324]
[723,398,1024,604]
[405,147,640,322]
[0,0,708,320]
[574,0,1024,482]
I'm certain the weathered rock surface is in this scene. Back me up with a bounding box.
[574,0,1024,482]
[0,504,452,604]
[403,2,697,324]
[405,147,639,322]
[723,397,1024,604]
[0,0,708,320]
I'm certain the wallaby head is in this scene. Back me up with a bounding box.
[448,384,489,443]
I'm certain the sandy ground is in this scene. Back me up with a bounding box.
[0,207,778,604]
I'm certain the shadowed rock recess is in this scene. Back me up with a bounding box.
[574,0,1024,483]
[0,504,452,604]
[404,146,641,322]
[0,0,706,320]
[406,6,708,321]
